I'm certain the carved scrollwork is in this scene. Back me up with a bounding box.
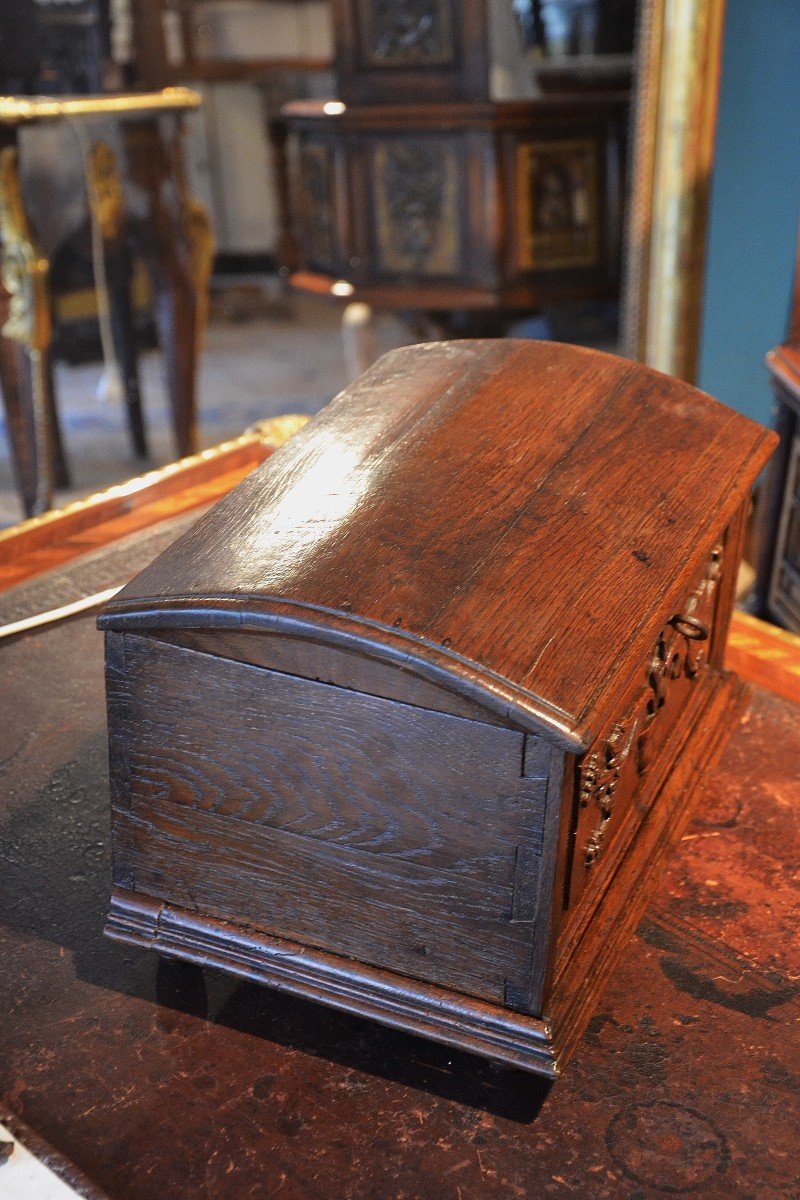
[581,716,640,867]
[385,142,446,268]
[580,544,723,869]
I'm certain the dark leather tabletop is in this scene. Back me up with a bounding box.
[1,522,798,1200]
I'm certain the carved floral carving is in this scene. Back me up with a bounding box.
[581,544,723,868]
[0,147,51,352]
[375,140,458,276]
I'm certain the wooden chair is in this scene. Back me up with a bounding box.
[0,90,213,517]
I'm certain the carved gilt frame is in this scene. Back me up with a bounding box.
[622,0,727,383]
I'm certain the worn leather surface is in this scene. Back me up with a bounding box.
[0,593,798,1198]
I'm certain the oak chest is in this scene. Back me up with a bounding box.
[99,340,776,1077]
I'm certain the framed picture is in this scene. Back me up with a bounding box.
[356,0,455,68]
[516,138,600,271]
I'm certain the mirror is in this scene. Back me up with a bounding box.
[623,0,726,383]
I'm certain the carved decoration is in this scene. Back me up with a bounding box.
[359,0,455,66]
[516,139,601,271]
[374,140,458,276]
[0,147,51,353]
[87,141,125,244]
[581,544,723,868]
[298,143,338,270]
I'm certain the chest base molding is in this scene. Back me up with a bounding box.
[104,671,747,1080]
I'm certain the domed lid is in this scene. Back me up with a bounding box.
[99,340,776,750]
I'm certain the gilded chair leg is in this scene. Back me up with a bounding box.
[0,146,57,516]
[87,140,148,458]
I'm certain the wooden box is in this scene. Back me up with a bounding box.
[99,341,776,1077]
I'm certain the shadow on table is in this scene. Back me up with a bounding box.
[0,727,551,1124]
[154,956,553,1123]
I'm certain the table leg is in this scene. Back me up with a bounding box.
[0,144,59,516]
[342,301,377,381]
[124,117,213,459]
[267,115,299,274]
[87,140,148,459]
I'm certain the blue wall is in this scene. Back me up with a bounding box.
[698,0,800,424]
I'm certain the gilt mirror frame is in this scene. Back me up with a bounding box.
[622,0,727,384]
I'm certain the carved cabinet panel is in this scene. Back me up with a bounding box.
[292,138,345,275]
[515,138,602,271]
[372,137,461,277]
[357,0,456,68]
[282,101,627,306]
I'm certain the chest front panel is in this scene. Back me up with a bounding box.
[565,540,726,908]
[107,633,558,1008]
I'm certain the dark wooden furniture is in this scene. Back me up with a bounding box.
[753,260,800,630]
[0,422,798,1198]
[0,89,212,518]
[129,0,331,89]
[98,340,775,1077]
[280,0,628,322]
[284,94,627,314]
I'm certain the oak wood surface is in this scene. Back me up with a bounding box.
[114,795,535,1004]
[102,341,776,748]
[109,633,548,877]
[158,626,521,727]
[107,628,554,1006]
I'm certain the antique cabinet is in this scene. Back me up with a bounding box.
[753,246,800,631]
[99,340,776,1077]
[280,0,629,315]
[284,95,626,310]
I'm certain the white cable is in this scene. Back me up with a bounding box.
[0,586,122,642]
[68,116,124,405]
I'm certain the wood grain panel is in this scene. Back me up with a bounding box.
[157,627,521,729]
[110,634,549,882]
[113,796,535,1003]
